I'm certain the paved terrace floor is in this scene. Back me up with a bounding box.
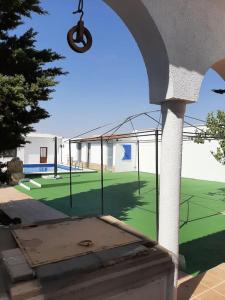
[178,264,225,299]
[0,187,67,298]
[0,187,67,225]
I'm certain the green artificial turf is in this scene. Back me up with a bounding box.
[16,172,225,275]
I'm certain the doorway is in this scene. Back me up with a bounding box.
[40,147,48,163]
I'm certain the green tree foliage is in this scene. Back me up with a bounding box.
[0,0,66,152]
[194,110,225,165]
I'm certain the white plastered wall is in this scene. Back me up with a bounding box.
[61,132,225,182]
[23,136,60,164]
[88,142,108,165]
[139,139,161,174]
[61,140,77,165]
[138,135,225,183]
[114,141,137,172]
[182,140,225,182]
[105,0,225,104]
[62,141,113,167]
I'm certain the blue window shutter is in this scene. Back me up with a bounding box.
[122,144,132,160]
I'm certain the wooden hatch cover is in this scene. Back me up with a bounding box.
[11,217,140,267]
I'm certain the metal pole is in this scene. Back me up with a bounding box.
[155,129,159,241]
[69,139,73,208]
[54,137,58,178]
[100,136,104,215]
[60,145,62,163]
[137,140,141,196]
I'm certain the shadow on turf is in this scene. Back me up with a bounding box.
[41,178,116,189]
[39,180,151,222]
[179,194,223,229]
[207,187,225,202]
[180,229,225,275]
[37,181,225,276]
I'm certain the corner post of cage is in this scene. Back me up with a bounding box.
[54,136,58,178]
[100,136,104,215]
[155,129,159,241]
[69,139,73,208]
[137,140,141,195]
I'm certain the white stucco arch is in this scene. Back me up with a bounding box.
[104,0,170,104]
[104,0,225,104]
[212,59,225,82]
[101,2,225,298]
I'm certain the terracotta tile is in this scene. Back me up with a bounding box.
[214,282,225,295]
[178,277,207,300]
[198,289,225,300]
[207,266,225,279]
[200,272,224,288]
[217,264,225,271]
[190,284,208,296]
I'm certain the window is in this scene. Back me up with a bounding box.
[122,144,132,160]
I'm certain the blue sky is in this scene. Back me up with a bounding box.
[15,0,225,137]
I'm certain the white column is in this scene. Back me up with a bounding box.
[158,100,186,299]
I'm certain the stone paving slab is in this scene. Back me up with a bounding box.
[0,187,67,225]
[10,280,42,300]
[1,248,34,283]
[0,187,32,203]
[178,263,225,299]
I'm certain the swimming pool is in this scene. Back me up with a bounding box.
[23,164,81,175]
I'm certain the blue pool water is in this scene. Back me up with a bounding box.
[23,164,80,174]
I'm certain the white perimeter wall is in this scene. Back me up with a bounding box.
[61,133,225,183]
[138,137,225,183]
[139,140,161,174]
[62,140,77,165]
[114,142,137,172]
[88,142,108,165]
[62,141,110,166]
[182,139,225,182]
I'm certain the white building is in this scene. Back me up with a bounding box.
[62,126,225,183]
[0,133,63,165]
[1,128,224,183]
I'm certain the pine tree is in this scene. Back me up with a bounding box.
[0,0,66,152]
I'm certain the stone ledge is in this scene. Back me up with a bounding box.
[10,280,42,300]
[1,248,34,283]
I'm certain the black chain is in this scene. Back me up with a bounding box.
[68,0,92,53]
[73,0,84,21]
[78,0,84,12]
